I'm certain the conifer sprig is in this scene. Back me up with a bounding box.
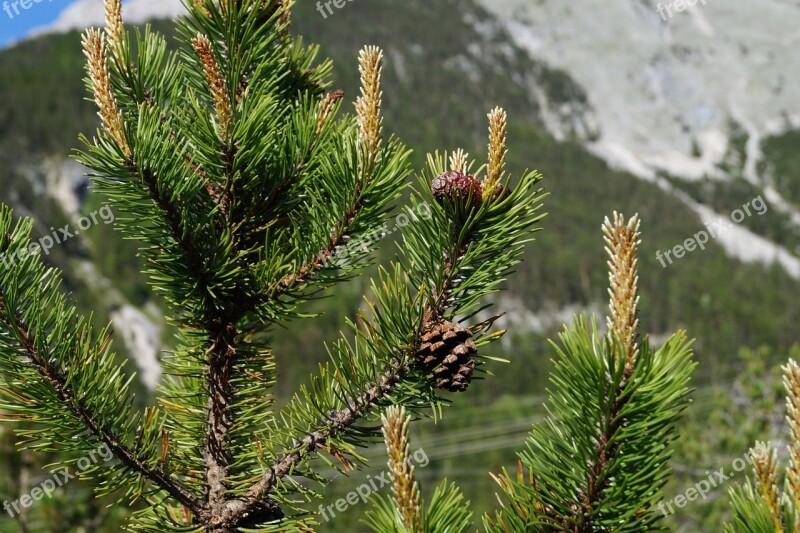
[364,407,473,533]
[383,406,423,532]
[76,1,403,528]
[0,207,203,514]
[726,361,800,532]
[248,121,543,524]
[485,213,694,532]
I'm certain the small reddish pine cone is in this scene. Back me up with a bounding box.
[416,321,478,392]
[431,170,483,211]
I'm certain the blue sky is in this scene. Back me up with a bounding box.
[0,0,75,48]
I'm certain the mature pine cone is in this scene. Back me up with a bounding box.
[416,321,478,392]
[431,171,483,210]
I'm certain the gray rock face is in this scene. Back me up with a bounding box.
[476,0,800,182]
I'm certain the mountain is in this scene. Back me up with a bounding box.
[0,0,798,530]
[478,0,800,267]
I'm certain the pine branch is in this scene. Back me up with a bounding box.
[253,268,461,501]
[82,6,312,518]
[725,362,800,532]
[257,360,403,493]
[247,51,404,318]
[0,208,209,521]
[0,300,204,515]
[573,215,643,529]
[233,141,543,523]
[137,166,207,276]
[84,24,245,515]
[194,45,393,521]
[486,213,693,533]
[203,323,239,518]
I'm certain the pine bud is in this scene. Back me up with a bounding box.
[381,407,422,530]
[783,360,800,506]
[356,46,383,176]
[483,107,508,199]
[752,442,783,530]
[316,89,344,134]
[104,0,123,55]
[603,212,641,374]
[449,148,469,174]
[82,29,130,158]
[192,35,233,143]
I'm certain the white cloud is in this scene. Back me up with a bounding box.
[28,0,186,38]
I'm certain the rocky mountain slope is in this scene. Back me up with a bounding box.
[479,0,800,266]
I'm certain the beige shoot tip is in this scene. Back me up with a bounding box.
[356,46,384,174]
[82,28,130,157]
[602,212,641,372]
[192,35,233,143]
[382,406,422,532]
[483,107,508,199]
[450,149,469,174]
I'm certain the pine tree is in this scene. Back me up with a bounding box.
[0,1,543,531]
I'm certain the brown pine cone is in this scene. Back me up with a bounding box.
[416,321,478,392]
